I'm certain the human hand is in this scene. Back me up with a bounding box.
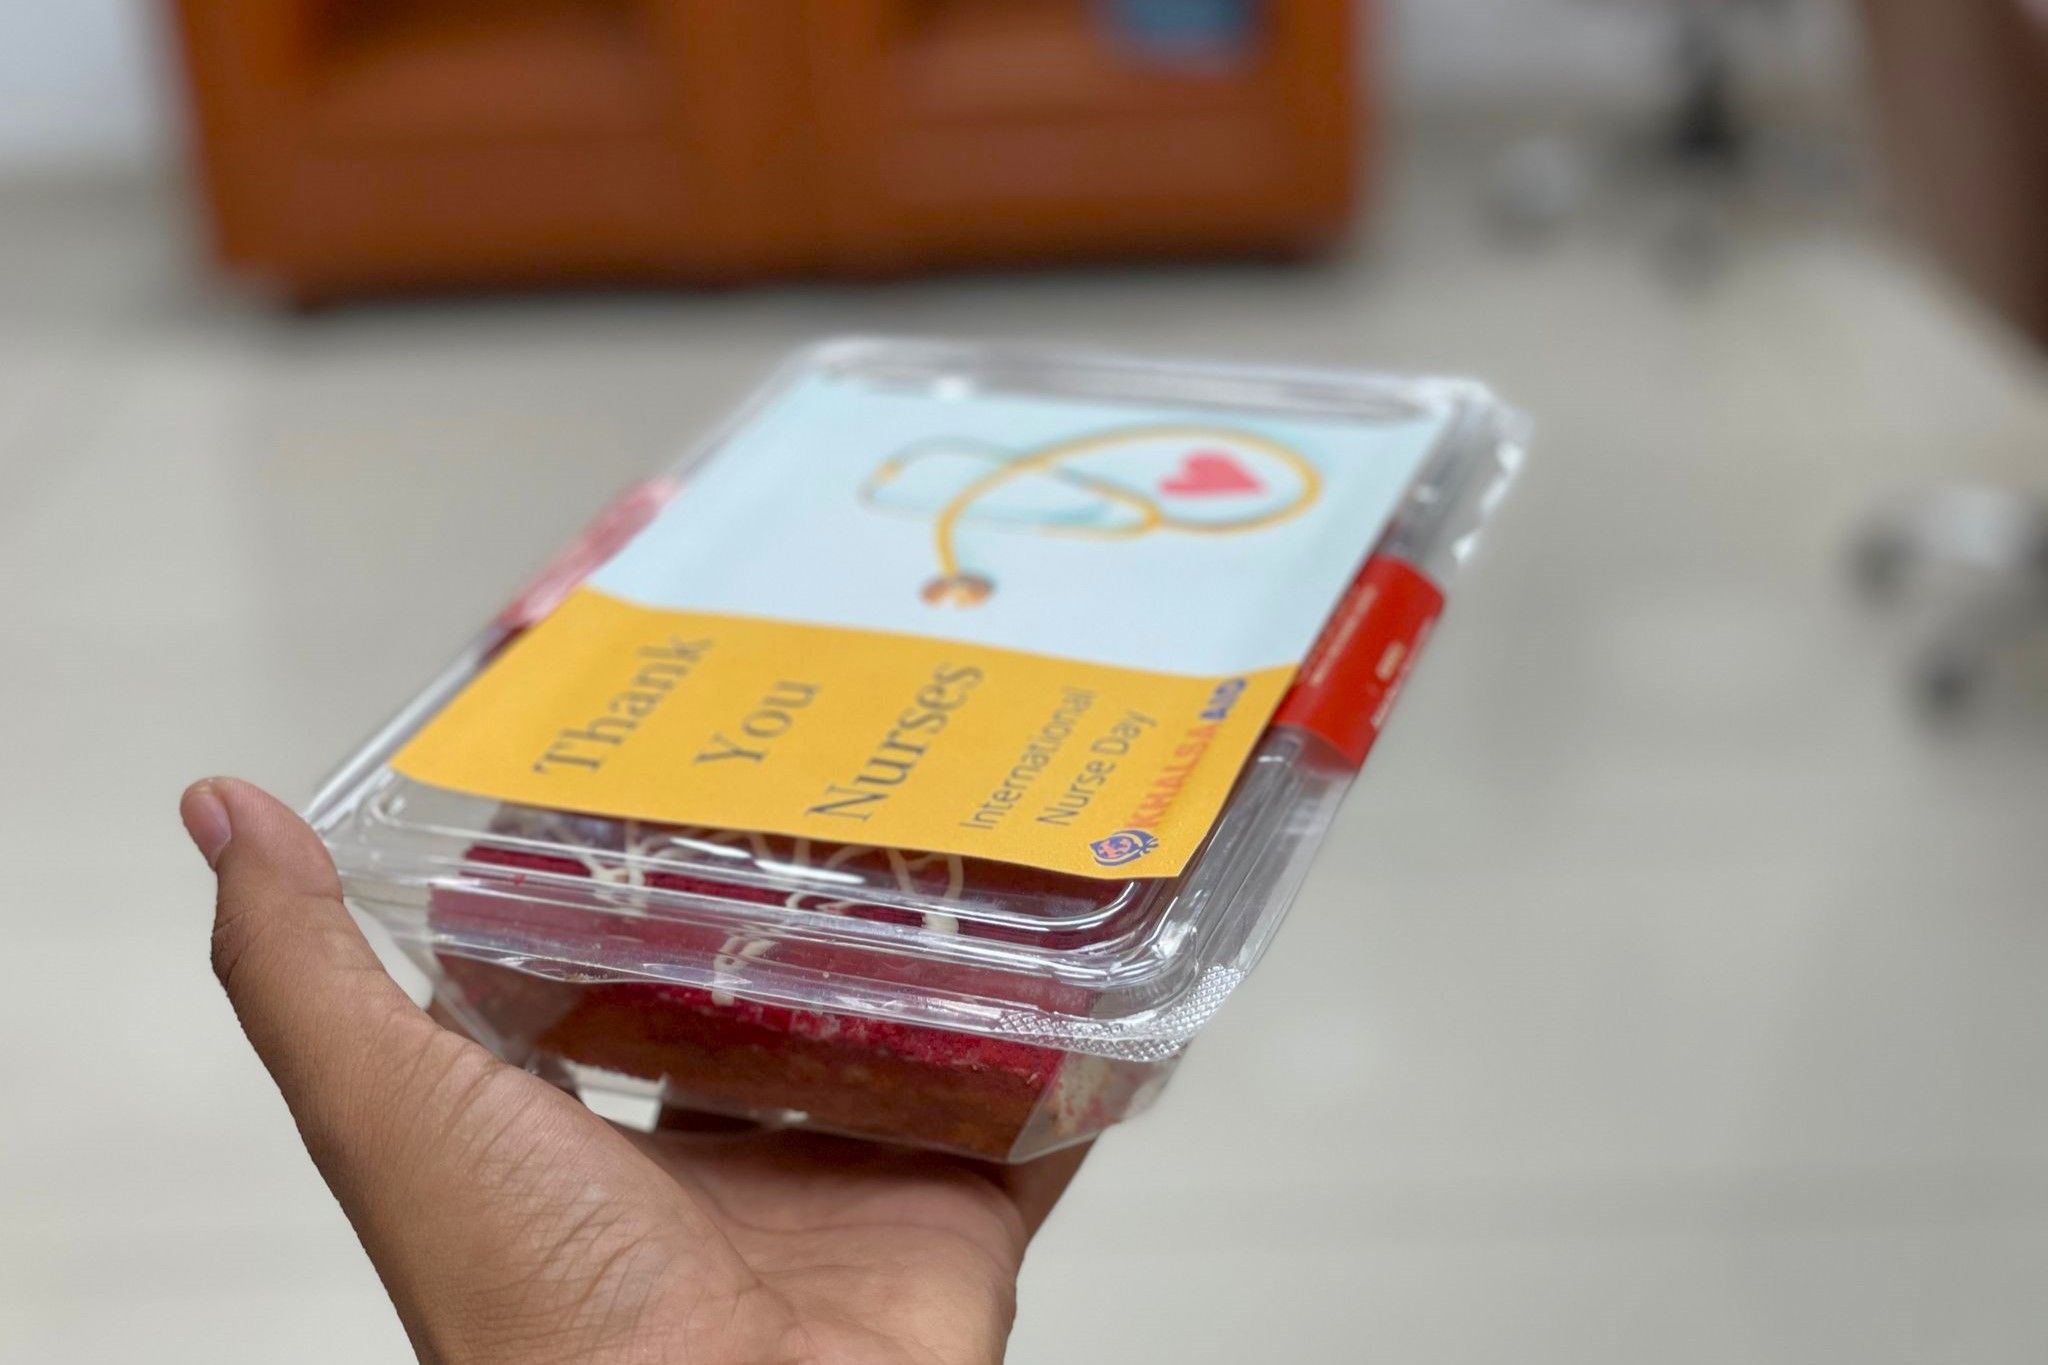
[182,778,1088,1364]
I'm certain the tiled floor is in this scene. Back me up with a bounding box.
[4,133,2047,1363]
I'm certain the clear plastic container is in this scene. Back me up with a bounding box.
[309,338,1525,1162]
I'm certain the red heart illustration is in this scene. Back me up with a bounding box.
[1160,450,1263,497]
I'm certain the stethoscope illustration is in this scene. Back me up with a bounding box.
[859,425,1322,606]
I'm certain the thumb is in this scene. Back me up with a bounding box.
[182,778,461,1179]
[185,777,422,1081]
[181,779,757,1358]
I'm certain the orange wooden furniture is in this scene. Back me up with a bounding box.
[167,0,1364,298]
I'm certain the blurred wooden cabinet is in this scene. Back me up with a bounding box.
[168,0,1365,297]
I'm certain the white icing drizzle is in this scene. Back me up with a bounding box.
[545,818,974,1007]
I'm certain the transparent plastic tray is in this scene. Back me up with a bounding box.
[309,338,1525,1160]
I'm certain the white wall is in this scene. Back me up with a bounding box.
[0,0,1855,174]
[0,0,168,172]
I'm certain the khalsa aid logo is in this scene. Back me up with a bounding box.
[857,426,1321,607]
[1089,828,1160,867]
[1200,676,1248,722]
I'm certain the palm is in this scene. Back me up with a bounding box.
[625,1123,1049,1363]
[383,1030,1082,1365]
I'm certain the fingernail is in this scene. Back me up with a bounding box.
[181,781,233,869]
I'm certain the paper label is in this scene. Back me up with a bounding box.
[393,372,1444,878]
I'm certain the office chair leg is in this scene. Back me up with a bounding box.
[1852,484,2048,716]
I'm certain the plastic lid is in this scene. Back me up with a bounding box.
[311,339,1524,1058]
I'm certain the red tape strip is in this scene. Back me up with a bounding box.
[1271,554,1444,770]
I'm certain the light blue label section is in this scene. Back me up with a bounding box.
[591,373,1443,675]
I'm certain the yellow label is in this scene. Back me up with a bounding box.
[393,588,1292,880]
